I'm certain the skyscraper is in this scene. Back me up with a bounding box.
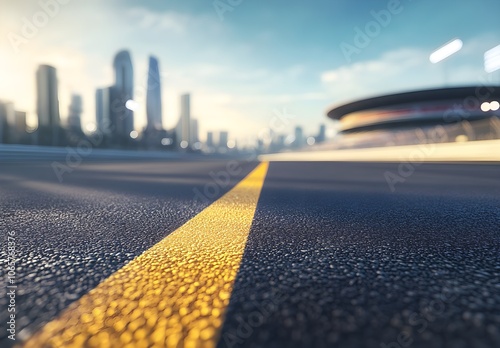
[14,111,26,135]
[316,124,326,143]
[96,87,111,134]
[206,131,214,147]
[176,93,191,148]
[0,101,13,144]
[293,126,304,149]
[67,94,83,131]
[219,131,229,149]
[0,101,14,124]
[36,65,60,145]
[190,119,199,144]
[110,50,134,142]
[146,56,163,130]
[0,101,27,144]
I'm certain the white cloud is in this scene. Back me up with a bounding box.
[125,6,224,37]
[126,7,189,34]
[320,46,490,105]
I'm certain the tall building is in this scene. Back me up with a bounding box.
[176,93,191,148]
[36,65,60,146]
[0,101,27,144]
[67,94,83,131]
[0,101,14,122]
[316,124,326,143]
[110,50,134,141]
[146,56,163,131]
[96,87,111,134]
[190,119,199,144]
[13,110,27,144]
[206,131,214,147]
[219,131,229,149]
[293,126,304,148]
[14,111,26,135]
[0,101,13,144]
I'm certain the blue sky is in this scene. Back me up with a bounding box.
[1,0,499,144]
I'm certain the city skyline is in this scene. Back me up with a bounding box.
[36,64,60,146]
[0,0,499,145]
[111,50,135,143]
[146,55,163,131]
[1,54,329,152]
[1,49,329,149]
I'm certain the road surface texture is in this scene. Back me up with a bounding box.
[1,154,499,348]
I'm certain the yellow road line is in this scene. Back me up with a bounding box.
[23,162,269,348]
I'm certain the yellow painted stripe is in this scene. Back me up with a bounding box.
[23,162,269,348]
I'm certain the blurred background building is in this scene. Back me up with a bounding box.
[36,65,60,146]
[110,50,134,147]
[96,87,111,136]
[146,56,163,131]
[176,93,191,150]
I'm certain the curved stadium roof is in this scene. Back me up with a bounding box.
[327,86,500,132]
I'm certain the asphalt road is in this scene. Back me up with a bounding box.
[1,155,499,348]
